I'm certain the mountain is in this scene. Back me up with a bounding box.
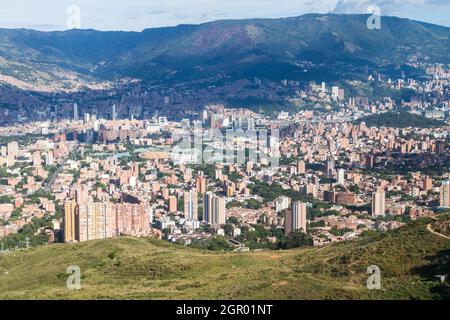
[355,111,446,128]
[0,216,448,299]
[0,14,449,90]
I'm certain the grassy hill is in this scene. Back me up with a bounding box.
[0,216,448,300]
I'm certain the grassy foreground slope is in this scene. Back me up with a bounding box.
[0,216,448,300]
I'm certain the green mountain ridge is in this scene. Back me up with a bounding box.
[0,14,449,88]
[0,216,448,300]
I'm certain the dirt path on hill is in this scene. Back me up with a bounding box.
[426,223,450,240]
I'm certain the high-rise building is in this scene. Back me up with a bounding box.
[75,186,89,204]
[337,168,345,185]
[323,190,336,203]
[325,158,335,175]
[201,110,208,124]
[211,196,226,225]
[332,86,339,99]
[436,140,445,154]
[196,176,207,194]
[54,105,58,122]
[115,203,151,237]
[64,200,77,242]
[204,193,226,225]
[5,154,15,167]
[112,104,117,121]
[184,189,198,220]
[284,209,292,236]
[423,176,433,192]
[168,196,178,213]
[204,192,213,223]
[32,151,41,167]
[292,202,307,233]
[366,155,374,169]
[297,160,306,174]
[226,184,235,197]
[7,141,18,157]
[372,190,386,216]
[45,151,54,166]
[73,103,79,121]
[64,198,151,243]
[440,181,450,208]
[275,196,291,213]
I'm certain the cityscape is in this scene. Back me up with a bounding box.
[0,0,449,304]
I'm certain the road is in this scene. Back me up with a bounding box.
[426,223,450,240]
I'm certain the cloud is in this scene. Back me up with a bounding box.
[332,0,426,15]
[0,0,448,31]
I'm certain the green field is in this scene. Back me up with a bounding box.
[0,216,448,300]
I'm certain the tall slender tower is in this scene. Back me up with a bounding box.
[204,192,212,224]
[372,190,386,216]
[440,180,450,208]
[292,202,307,233]
[184,189,198,221]
[64,200,77,242]
[54,105,58,122]
[211,196,226,225]
[112,104,116,121]
[73,103,79,121]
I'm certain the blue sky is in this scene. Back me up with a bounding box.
[1,0,449,31]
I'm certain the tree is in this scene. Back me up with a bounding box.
[226,216,239,225]
[279,230,313,249]
[191,236,232,251]
[224,223,234,236]
[0,195,13,204]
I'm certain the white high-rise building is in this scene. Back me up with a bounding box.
[372,190,386,216]
[332,86,339,99]
[7,141,18,157]
[337,169,345,185]
[204,193,226,225]
[292,202,307,232]
[73,103,79,121]
[275,196,291,213]
[112,104,116,121]
[211,196,226,226]
[45,151,54,166]
[184,189,198,221]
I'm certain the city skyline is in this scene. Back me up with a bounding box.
[0,0,449,302]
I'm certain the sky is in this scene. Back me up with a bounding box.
[1,0,449,31]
